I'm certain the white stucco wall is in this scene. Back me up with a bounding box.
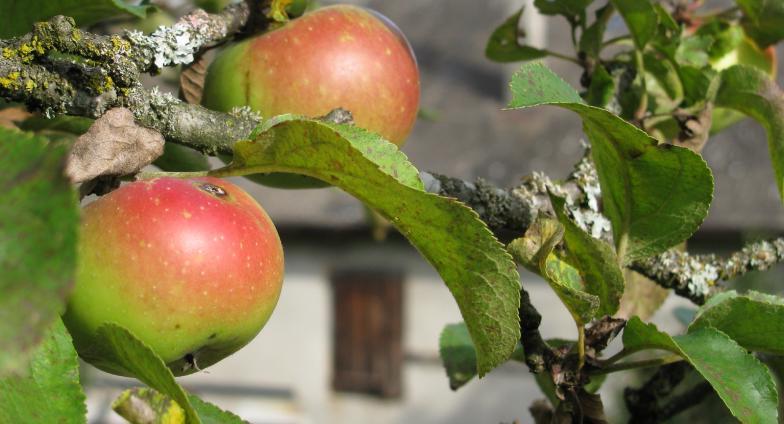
[85,239,691,423]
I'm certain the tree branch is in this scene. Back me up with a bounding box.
[422,157,784,305]
[0,3,259,153]
[2,5,782,307]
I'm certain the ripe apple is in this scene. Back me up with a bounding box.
[63,177,284,376]
[202,4,420,188]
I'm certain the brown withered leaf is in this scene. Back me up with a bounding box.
[585,316,626,355]
[0,107,32,129]
[65,108,164,183]
[179,53,208,104]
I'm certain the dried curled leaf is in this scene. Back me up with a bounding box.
[179,54,208,105]
[65,108,164,183]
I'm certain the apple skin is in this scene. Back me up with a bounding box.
[63,177,284,376]
[202,5,420,188]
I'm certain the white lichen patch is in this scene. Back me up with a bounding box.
[126,10,221,69]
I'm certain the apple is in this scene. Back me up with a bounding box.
[202,4,420,188]
[63,177,284,376]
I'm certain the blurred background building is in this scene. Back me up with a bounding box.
[84,0,784,422]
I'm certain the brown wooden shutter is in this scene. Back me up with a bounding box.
[330,268,403,398]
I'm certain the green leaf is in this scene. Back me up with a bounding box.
[485,8,548,63]
[439,322,524,391]
[507,216,599,324]
[189,395,246,424]
[623,317,779,423]
[584,64,615,107]
[268,0,294,22]
[736,0,784,47]
[439,323,480,390]
[676,35,714,68]
[578,4,613,59]
[534,0,594,18]
[651,3,680,45]
[0,0,153,38]
[678,65,716,106]
[714,64,784,203]
[696,20,745,61]
[609,0,657,48]
[154,143,211,172]
[89,324,201,424]
[644,52,683,113]
[221,118,520,376]
[689,290,784,355]
[0,127,79,376]
[507,62,713,263]
[550,195,624,317]
[18,115,93,135]
[0,319,86,423]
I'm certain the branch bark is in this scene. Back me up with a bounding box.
[2,4,781,307]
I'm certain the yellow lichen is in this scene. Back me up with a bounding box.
[111,36,130,53]
[25,79,36,92]
[2,47,15,59]
[0,71,21,89]
[71,30,82,43]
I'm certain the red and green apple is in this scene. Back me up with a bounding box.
[63,177,284,376]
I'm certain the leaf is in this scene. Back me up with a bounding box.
[0,127,79,376]
[676,35,714,68]
[584,64,615,107]
[534,0,594,18]
[154,143,210,172]
[439,322,524,391]
[550,195,624,317]
[644,52,683,112]
[179,54,209,105]
[714,64,784,203]
[616,270,669,320]
[88,324,200,424]
[736,0,784,47]
[485,8,548,63]
[113,388,246,424]
[268,0,295,22]
[507,216,599,324]
[65,107,164,183]
[609,0,658,48]
[678,65,716,106]
[623,317,779,423]
[189,395,247,424]
[113,388,186,424]
[18,115,93,135]
[0,319,86,423]
[689,290,784,355]
[439,323,480,390]
[221,118,520,376]
[507,62,713,263]
[578,4,613,59]
[0,0,153,38]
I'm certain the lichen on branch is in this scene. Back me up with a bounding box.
[0,2,257,152]
[0,1,779,307]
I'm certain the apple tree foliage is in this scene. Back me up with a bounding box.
[0,0,783,423]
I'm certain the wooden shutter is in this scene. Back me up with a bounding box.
[330,268,403,398]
